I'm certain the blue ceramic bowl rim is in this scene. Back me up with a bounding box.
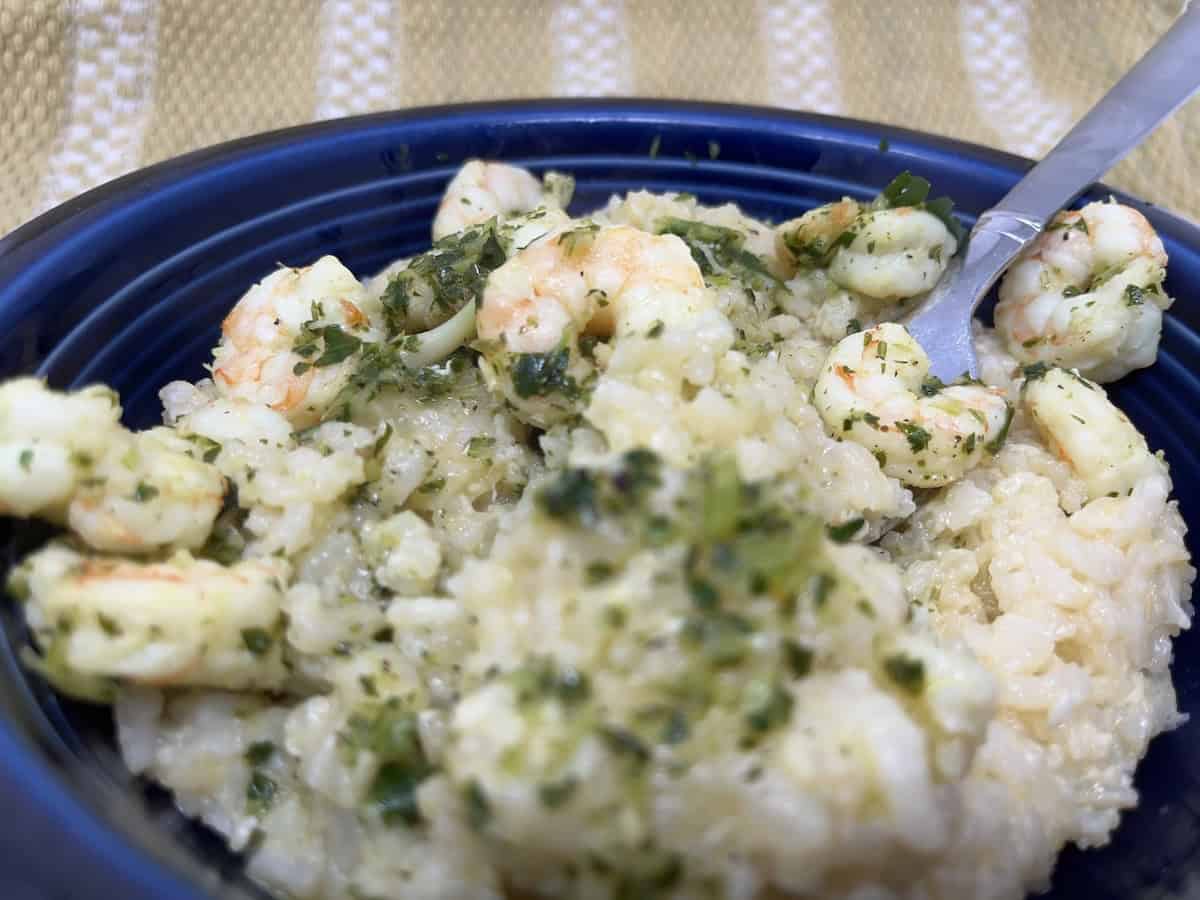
[1,98,1198,899]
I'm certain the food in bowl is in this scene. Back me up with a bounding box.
[0,160,1192,900]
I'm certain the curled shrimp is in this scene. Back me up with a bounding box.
[12,544,290,698]
[0,379,225,554]
[776,198,862,268]
[474,222,711,427]
[777,200,956,302]
[1022,365,1165,500]
[212,255,380,427]
[995,202,1172,382]
[432,160,572,241]
[814,323,1012,487]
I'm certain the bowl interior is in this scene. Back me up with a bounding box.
[1,101,1199,899]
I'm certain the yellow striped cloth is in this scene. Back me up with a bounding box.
[0,0,1196,238]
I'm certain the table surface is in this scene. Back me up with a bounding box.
[0,0,1197,238]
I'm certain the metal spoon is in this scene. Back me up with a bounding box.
[906,2,1200,382]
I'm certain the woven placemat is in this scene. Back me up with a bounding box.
[1,0,1196,238]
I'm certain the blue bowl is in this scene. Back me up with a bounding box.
[1,100,1198,900]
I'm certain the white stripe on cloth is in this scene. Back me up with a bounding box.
[37,0,160,213]
[959,0,1074,159]
[315,0,397,121]
[758,0,843,115]
[550,0,634,97]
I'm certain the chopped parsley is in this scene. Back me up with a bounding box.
[463,780,492,830]
[18,448,32,471]
[511,658,592,707]
[558,222,600,256]
[826,517,865,543]
[1022,362,1051,382]
[344,702,434,827]
[985,404,1014,454]
[656,217,783,291]
[742,679,794,734]
[240,627,273,656]
[896,421,932,453]
[465,435,496,458]
[379,222,505,334]
[1046,216,1088,235]
[883,653,926,694]
[246,772,278,817]
[783,640,815,678]
[877,171,965,244]
[245,741,276,767]
[1125,284,1148,307]
[510,347,577,398]
[537,775,579,809]
[132,481,159,502]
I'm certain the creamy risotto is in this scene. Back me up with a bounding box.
[1,160,1192,900]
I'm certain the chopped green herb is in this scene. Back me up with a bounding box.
[883,653,926,694]
[1061,285,1084,298]
[417,477,446,494]
[707,140,721,159]
[463,780,491,830]
[826,518,865,543]
[132,482,159,502]
[896,421,932,452]
[985,404,1014,454]
[465,436,496,458]
[846,318,863,335]
[878,137,890,152]
[1022,362,1051,382]
[241,627,273,656]
[511,347,577,398]
[920,375,945,396]
[603,605,628,629]
[511,658,592,707]
[878,171,965,243]
[598,725,651,768]
[18,449,33,472]
[1046,217,1089,235]
[379,222,505,333]
[649,135,662,158]
[1125,284,1148,307]
[559,222,600,256]
[585,560,616,584]
[656,217,783,291]
[245,741,276,767]
[369,761,426,827]
[811,572,836,607]
[246,772,278,817]
[97,613,122,637]
[742,680,793,734]
[646,320,665,338]
[783,640,814,678]
[538,775,579,808]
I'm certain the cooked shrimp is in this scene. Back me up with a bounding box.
[12,544,290,698]
[827,207,957,301]
[776,198,862,269]
[995,202,1171,382]
[778,201,956,302]
[68,427,226,554]
[0,378,122,518]
[1022,365,1165,500]
[212,255,380,427]
[0,379,225,553]
[474,222,712,427]
[814,323,1012,486]
[432,160,570,241]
